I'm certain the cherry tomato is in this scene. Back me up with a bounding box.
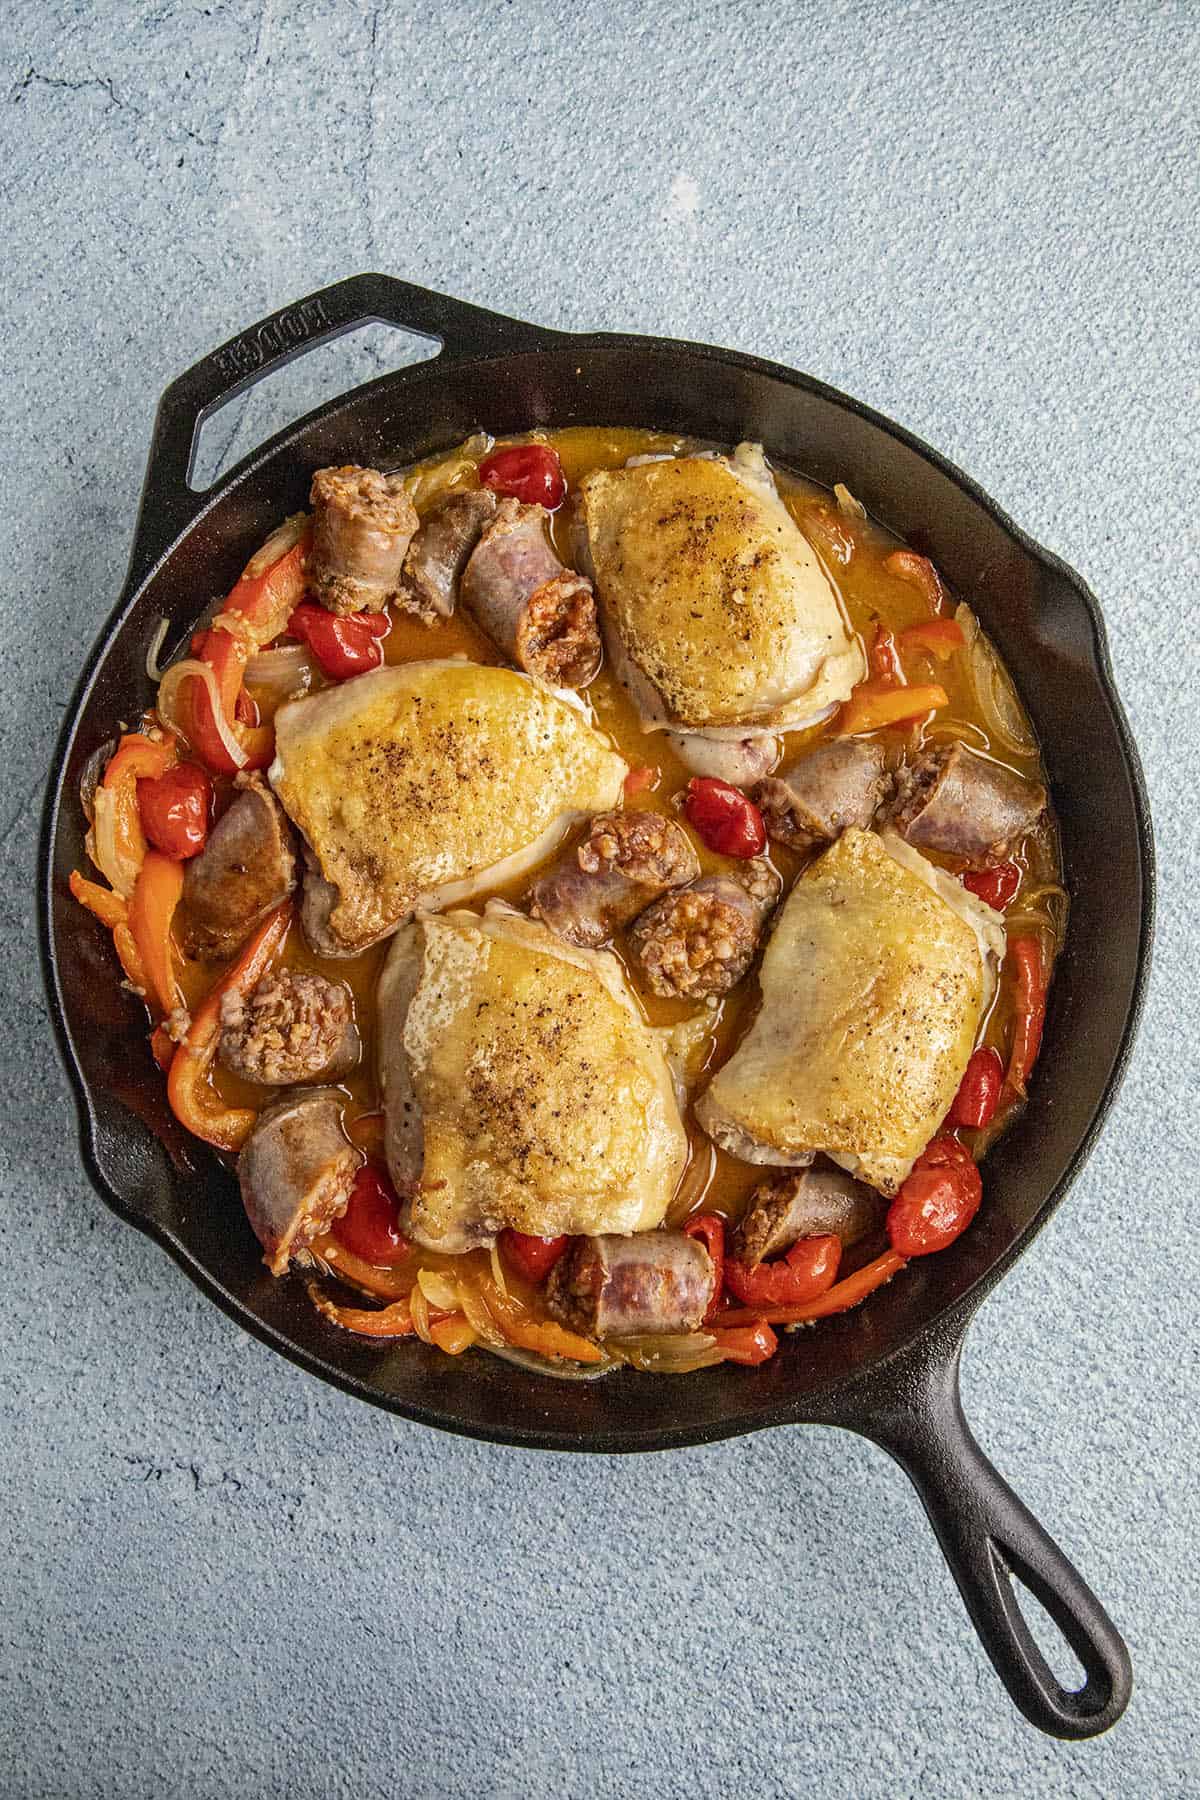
[683,1213,726,1321]
[711,1321,779,1365]
[949,1046,1004,1129]
[478,444,566,510]
[498,1229,570,1285]
[135,762,212,859]
[886,1137,982,1256]
[961,861,1021,911]
[332,1166,410,1266]
[724,1234,842,1308]
[684,777,767,859]
[287,603,390,682]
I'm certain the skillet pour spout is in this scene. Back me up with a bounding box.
[40,273,1152,1737]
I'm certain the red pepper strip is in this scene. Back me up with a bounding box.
[711,1321,779,1365]
[683,1214,726,1321]
[898,618,965,662]
[949,1046,1004,1129]
[181,535,310,773]
[287,602,389,682]
[624,764,657,798]
[166,902,292,1151]
[869,622,905,685]
[92,732,177,895]
[884,549,950,615]
[498,1229,571,1285]
[961,861,1021,912]
[718,1249,907,1327]
[1004,935,1048,1099]
[887,1138,982,1256]
[837,681,949,737]
[127,851,184,1015]
[724,1234,841,1308]
[69,869,128,930]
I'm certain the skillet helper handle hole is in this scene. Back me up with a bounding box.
[128,274,560,578]
[872,1344,1132,1738]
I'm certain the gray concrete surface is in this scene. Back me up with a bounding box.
[2,1,1197,1795]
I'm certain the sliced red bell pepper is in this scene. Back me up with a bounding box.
[683,1213,726,1321]
[724,1234,841,1308]
[287,602,389,682]
[898,618,965,662]
[718,1248,907,1326]
[948,1046,1004,1129]
[177,533,310,774]
[127,850,184,1016]
[166,902,292,1150]
[711,1321,779,1365]
[1004,935,1048,1099]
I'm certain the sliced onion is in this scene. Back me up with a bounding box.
[90,786,141,898]
[833,481,867,518]
[610,1332,723,1373]
[457,1277,508,1348]
[156,657,248,769]
[489,1241,509,1297]
[242,512,309,580]
[416,1268,461,1312]
[401,435,492,510]
[244,642,314,709]
[408,1281,434,1344]
[145,618,171,682]
[78,739,115,827]
[956,605,1036,759]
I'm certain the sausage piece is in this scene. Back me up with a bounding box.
[733,1165,883,1267]
[218,969,360,1086]
[180,783,297,961]
[629,858,781,999]
[309,464,419,615]
[396,488,497,621]
[461,498,602,687]
[546,1231,716,1338]
[665,732,780,787]
[238,1088,362,1275]
[530,810,700,948]
[887,741,1046,867]
[754,739,887,852]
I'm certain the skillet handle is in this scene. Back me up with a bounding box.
[128,273,558,581]
[858,1328,1131,1737]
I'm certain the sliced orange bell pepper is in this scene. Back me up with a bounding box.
[898,618,965,662]
[90,731,177,896]
[307,1285,421,1338]
[477,1269,605,1363]
[111,922,150,993]
[127,850,184,1015]
[179,535,310,774]
[166,902,292,1150]
[428,1314,478,1355]
[837,681,949,736]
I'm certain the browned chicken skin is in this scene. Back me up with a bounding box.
[309,464,419,615]
[546,1231,716,1338]
[218,969,360,1086]
[530,810,700,948]
[180,782,297,961]
[629,858,780,999]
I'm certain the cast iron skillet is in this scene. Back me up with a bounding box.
[41,274,1152,1739]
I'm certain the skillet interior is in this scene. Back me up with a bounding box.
[42,335,1151,1452]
